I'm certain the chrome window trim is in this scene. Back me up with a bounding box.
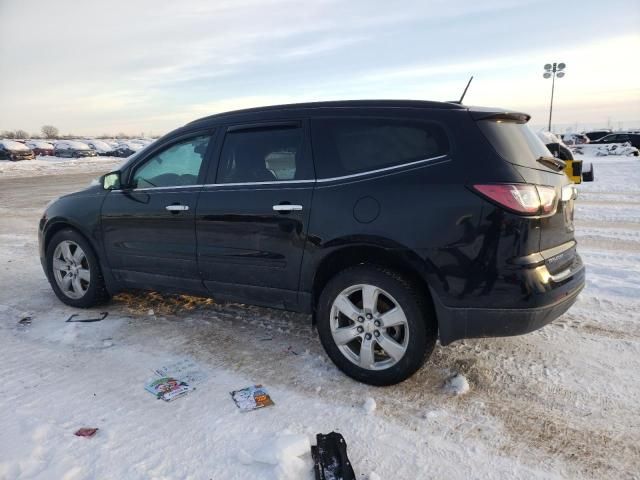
[315,154,448,183]
[112,184,204,192]
[205,179,316,187]
[110,154,448,191]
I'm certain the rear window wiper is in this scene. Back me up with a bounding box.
[536,156,565,172]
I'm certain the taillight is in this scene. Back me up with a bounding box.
[472,184,558,216]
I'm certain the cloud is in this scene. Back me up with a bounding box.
[1,0,638,134]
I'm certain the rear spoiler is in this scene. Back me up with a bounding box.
[469,111,531,123]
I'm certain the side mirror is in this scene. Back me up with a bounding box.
[102,171,121,190]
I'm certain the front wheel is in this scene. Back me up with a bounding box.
[316,265,436,386]
[46,229,110,308]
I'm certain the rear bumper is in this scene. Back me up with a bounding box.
[434,252,585,345]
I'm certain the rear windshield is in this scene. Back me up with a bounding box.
[477,119,554,170]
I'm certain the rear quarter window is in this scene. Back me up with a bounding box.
[477,119,554,171]
[311,117,449,178]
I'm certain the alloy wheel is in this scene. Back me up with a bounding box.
[52,240,90,299]
[330,284,409,370]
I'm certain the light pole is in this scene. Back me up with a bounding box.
[543,62,566,131]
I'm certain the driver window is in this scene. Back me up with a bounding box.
[132,135,211,188]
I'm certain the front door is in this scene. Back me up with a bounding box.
[196,121,315,309]
[101,133,213,292]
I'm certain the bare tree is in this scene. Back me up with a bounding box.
[0,130,16,138]
[14,129,29,139]
[41,125,59,139]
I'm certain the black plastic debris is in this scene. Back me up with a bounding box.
[66,312,109,323]
[311,432,356,480]
[18,317,32,326]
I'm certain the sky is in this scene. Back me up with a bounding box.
[0,0,639,136]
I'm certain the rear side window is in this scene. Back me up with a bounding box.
[477,120,553,170]
[217,126,313,183]
[311,117,449,178]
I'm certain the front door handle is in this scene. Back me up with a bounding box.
[166,204,189,211]
[273,204,303,212]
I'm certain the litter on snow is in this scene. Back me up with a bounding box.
[66,312,109,323]
[74,428,98,438]
[145,377,193,402]
[153,358,207,385]
[230,384,274,412]
[18,316,32,326]
[311,432,356,480]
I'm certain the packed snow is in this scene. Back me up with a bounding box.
[0,155,122,178]
[83,140,113,153]
[54,140,92,151]
[25,140,54,150]
[0,139,30,151]
[0,153,639,479]
[443,373,470,396]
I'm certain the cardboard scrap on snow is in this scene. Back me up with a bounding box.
[230,385,274,412]
[153,359,207,385]
[145,377,193,402]
[74,427,99,438]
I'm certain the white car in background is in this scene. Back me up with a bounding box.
[0,139,35,161]
[54,140,98,158]
[83,139,116,156]
[113,140,147,158]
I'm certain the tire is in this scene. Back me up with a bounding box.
[316,265,436,386]
[45,229,110,308]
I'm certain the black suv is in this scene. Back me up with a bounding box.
[39,100,585,385]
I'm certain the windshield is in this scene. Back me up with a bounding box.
[477,119,556,171]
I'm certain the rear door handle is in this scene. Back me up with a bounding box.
[166,204,189,211]
[273,204,303,212]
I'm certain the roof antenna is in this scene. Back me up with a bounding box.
[457,76,473,104]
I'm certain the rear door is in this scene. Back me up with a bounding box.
[101,132,214,292]
[195,120,315,309]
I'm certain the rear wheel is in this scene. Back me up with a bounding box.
[46,229,110,308]
[317,265,436,385]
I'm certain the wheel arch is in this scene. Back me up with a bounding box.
[310,243,436,326]
[44,219,96,255]
[43,218,119,294]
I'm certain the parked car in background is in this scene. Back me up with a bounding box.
[39,100,585,385]
[84,139,116,156]
[583,130,611,141]
[113,141,145,157]
[0,139,35,161]
[54,140,98,158]
[26,140,55,156]
[561,133,590,145]
[589,132,640,149]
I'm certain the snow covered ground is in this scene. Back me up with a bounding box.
[0,156,122,179]
[0,154,639,479]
